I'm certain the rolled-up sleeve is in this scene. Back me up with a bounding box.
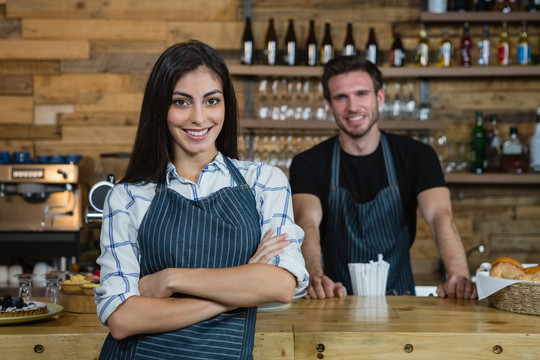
[252,165,310,294]
[95,184,143,325]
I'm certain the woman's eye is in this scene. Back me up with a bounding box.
[173,98,188,107]
[206,98,220,106]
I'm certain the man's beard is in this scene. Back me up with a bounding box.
[334,107,380,139]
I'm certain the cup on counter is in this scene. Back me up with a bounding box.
[49,155,66,164]
[348,254,390,296]
[0,151,10,164]
[12,151,31,164]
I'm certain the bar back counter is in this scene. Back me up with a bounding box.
[1,296,539,359]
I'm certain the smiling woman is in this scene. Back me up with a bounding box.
[95,40,308,360]
[167,67,225,181]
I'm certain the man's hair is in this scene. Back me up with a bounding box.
[321,56,383,101]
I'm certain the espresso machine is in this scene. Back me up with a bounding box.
[0,162,87,260]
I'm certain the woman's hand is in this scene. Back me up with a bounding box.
[249,229,289,264]
[139,268,176,298]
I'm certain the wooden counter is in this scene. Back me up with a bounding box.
[0,296,539,359]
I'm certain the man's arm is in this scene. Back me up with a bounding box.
[292,193,345,299]
[417,187,477,299]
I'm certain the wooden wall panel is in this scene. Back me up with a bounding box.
[22,19,167,41]
[58,113,140,127]
[60,54,160,74]
[0,60,60,75]
[33,74,132,104]
[0,124,59,139]
[60,126,136,145]
[6,0,240,20]
[73,93,142,113]
[0,40,90,60]
[0,96,33,124]
[34,104,74,125]
[0,76,32,95]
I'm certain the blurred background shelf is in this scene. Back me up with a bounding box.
[445,173,540,184]
[240,119,444,131]
[229,64,540,78]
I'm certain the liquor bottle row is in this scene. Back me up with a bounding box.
[426,21,534,67]
[241,18,397,67]
[428,0,540,13]
[241,18,536,68]
[468,107,540,174]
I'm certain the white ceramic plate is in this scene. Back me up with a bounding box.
[0,303,63,325]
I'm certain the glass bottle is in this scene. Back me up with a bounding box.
[496,0,516,12]
[283,19,297,66]
[365,27,378,65]
[305,20,318,66]
[240,17,254,65]
[478,24,491,66]
[501,127,527,173]
[470,111,487,174]
[486,114,502,172]
[525,0,540,11]
[390,30,405,67]
[342,21,356,56]
[454,0,469,11]
[438,28,453,67]
[415,24,430,67]
[476,0,493,10]
[320,20,334,65]
[498,22,511,66]
[264,18,277,66]
[460,22,472,67]
[517,22,531,65]
[529,106,540,172]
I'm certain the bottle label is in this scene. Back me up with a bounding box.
[461,47,472,66]
[498,43,510,65]
[390,49,404,67]
[266,41,277,65]
[342,44,356,56]
[503,143,523,155]
[285,42,296,65]
[438,42,452,67]
[517,44,531,65]
[321,44,333,64]
[241,41,253,65]
[417,44,429,66]
[307,44,317,66]
[478,40,490,65]
[366,44,377,64]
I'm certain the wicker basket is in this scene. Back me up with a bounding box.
[488,282,540,316]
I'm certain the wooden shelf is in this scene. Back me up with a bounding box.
[240,119,443,131]
[445,172,540,184]
[229,64,540,78]
[420,11,540,23]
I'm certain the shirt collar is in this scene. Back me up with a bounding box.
[165,152,230,185]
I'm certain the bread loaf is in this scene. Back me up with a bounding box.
[490,257,540,282]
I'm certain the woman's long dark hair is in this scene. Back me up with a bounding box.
[120,40,239,184]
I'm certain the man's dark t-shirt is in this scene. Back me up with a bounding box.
[289,132,447,244]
